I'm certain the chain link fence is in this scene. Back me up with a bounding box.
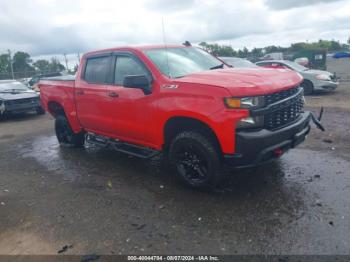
[0,70,37,80]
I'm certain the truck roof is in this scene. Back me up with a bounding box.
[83,44,188,57]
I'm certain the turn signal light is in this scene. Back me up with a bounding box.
[224,98,241,108]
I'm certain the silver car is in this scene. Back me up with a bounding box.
[256,60,338,95]
[219,57,258,68]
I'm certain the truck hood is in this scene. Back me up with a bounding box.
[175,68,303,96]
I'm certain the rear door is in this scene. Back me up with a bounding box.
[75,54,115,133]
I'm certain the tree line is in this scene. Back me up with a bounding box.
[0,51,67,80]
[1,38,349,80]
[199,39,350,58]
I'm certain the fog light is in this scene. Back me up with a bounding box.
[236,116,264,129]
[0,101,5,114]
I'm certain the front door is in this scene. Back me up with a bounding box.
[105,53,156,146]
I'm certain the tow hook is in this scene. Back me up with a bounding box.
[310,107,325,131]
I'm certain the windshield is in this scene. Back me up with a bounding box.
[144,47,225,78]
[281,60,308,71]
[220,57,258,68]
[0,81,31,92]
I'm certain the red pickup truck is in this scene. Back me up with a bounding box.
[39,44,315,188]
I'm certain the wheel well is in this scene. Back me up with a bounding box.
[302,79,314,87]
[163,117,222,154]
[48,101,65,117]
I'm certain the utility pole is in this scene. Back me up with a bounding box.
[8,49,14,79]
[63,53,69,71]
[77,53,81,64]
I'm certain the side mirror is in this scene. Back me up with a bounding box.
[123,75,152,95]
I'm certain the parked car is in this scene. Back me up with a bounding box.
[39,44,321,188]
[0,80,45,118]
[255,60,338,95]
[333,52,350,59]
[28,72,67,92]
[260,52,284,60]
[219,57,258,68]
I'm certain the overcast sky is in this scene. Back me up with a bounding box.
[1,0,349,68]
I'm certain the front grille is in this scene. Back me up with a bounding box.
[263,87,304,130]
[5,98,37,106]
[265,86,299,105]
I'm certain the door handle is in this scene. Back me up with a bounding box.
[108,91,119,98]
[76,90,84,95]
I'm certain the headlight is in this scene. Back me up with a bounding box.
[224,96,264,109]
[316,74,331,81]
[236,116,264,129]
[224,96,265,129]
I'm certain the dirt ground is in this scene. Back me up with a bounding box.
[301,84,350,158]
[0,81,350,256]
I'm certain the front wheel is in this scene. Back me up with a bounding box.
[301,80,314,95]
[168,131,222,188]
[55,115,85,147]
[36,106,45,115]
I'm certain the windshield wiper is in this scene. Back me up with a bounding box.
[210,63,224,70]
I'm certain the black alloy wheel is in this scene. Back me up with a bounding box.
[169,131,221,188]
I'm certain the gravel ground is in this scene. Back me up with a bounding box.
[0,82,349,256]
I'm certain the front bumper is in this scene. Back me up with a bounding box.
[314,80,339,91]
[0,99,41,115]
[224,111,311,168]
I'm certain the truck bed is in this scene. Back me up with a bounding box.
[41,75,76,82]
[38,76,79,132]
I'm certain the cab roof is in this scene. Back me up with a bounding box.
[83,44,190,57]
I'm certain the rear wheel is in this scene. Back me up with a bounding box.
[301,80,314,95]
[168,131,222,188]
[55,115,85,147]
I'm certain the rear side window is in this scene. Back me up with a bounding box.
[114,56,148,85]
[84,56,111,84]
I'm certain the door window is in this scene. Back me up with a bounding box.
[114,56,148,85]
[84,56,111,84]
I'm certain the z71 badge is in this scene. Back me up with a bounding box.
[162,84,178,89]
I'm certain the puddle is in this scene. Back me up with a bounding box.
[8,134,350,254]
